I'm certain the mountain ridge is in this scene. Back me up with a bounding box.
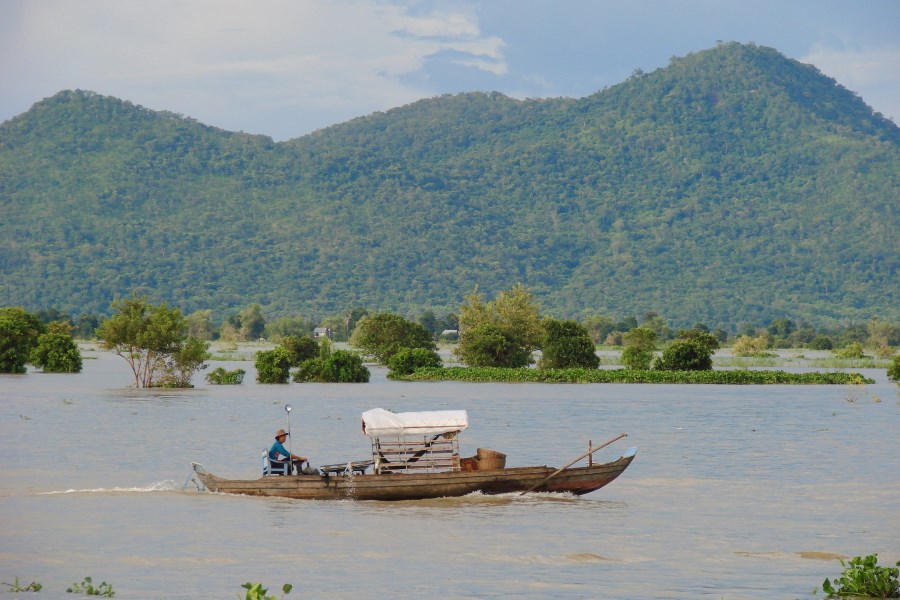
[1,43,897,328]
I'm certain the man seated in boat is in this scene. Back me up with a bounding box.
[269,429,308,475]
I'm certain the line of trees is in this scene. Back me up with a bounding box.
[4,289,898,382]
[22,300,898,356]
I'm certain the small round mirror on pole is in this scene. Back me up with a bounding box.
[284,404,293,471]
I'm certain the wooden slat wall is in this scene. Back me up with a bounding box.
[372,436,461,474]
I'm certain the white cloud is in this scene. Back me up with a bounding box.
[0,0,509,138]
[802,42,900,119]
[2,0,898,136]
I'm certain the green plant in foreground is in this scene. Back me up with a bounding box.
[241,582,292,600]
[821,553,899,598]
[3,576,43,592]
[67,576,114,596]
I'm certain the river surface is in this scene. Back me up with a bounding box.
[2,349,898,599]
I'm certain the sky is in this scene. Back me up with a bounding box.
[2,0,898,141]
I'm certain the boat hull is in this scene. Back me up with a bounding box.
[191,450,636,501]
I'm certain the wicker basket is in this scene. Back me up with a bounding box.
[475,448,506,470]
[460,457,478,471]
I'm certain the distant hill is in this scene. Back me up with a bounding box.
[1,42,897,329]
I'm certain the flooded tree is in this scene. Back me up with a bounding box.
[97,295,208,387]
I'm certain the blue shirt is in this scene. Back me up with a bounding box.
[269,440,291,461]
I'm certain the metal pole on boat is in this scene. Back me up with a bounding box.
[520,432,627,496]
[285,404,293,474]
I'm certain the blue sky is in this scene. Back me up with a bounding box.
[2,0,898,141]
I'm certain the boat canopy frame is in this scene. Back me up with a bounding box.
[362,408,467,475]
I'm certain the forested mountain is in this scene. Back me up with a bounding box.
[1,43,897,329]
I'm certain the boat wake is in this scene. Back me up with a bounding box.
[38,480,178,495]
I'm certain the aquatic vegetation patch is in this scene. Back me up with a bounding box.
[67,576,114,596]
[3,577,42,592]
[242,582,292,600]
[403,367,874,384]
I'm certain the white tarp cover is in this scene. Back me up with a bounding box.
[361,408,468,438]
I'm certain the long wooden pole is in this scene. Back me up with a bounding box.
[520,432,627,495]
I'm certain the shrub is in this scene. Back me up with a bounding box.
[809,335,833,350]
[834,342,867,359]
[455,323,532,367]
[731,334,773,357]
[0,307,46,373]
[821,553,899,598]
[206,367,246,384]
[281,336,319,366]
[539,318,599,369]
[888,354,900,382]
[620,346,653,370]
[654,339,713,371]
[30,322,83,372]
[620,326,657,369]
[255,348,292,384]
[388,347,443,376]
[293,350,370,383]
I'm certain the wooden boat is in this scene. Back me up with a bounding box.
[189,408,637,501]
[191,449,636,501]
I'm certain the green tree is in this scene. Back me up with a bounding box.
[887,354,900,382]
[255,347,292,384]
[809,335,833,350]
[675,328,721,354]
[349,312,436,364]
[293,340,370,382]
[620,327,657,370]
[0,307,46,373]
[265,315,314,341]
[654,339,714,371]
[539,318,599,369]
[185,310,216,340]
[387,347,443,377]
[418,310,440,338]
[239,304,267,341]
[281,336,319,366]
[206,367,246,384]
[867,318,900,350]
[834,342,867,359]
[73,313,101,339]
[456,284,542,367]
[345,308,369,340]
[157,337,210,387]
[29,321,83,373]
[36,307,71,325]
[732,334,770,356]
[653,330,719,371]
[582,314,617,344]
[456,323,532,367]
[641,311,672,341]
[767,318,796,338]
[96,295,191,387]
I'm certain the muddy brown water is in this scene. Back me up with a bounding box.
[2,350,898,598]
